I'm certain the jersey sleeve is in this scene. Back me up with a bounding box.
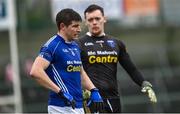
[39,45,54,62]
[117,40,145,86]
[117,40,128,58]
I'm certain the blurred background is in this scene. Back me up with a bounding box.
[0,0,180,113]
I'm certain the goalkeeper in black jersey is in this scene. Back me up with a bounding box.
[76,4,157,113]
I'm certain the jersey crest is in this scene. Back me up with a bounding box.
[107,40,115,48]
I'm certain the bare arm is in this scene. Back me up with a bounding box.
[80,66,96,91]
[30,56,60,93]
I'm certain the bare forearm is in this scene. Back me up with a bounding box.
[31,69,60,93]
[30,57,60,93]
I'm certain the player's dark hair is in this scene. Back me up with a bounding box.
[56,8,82,30]
[84,4,104,19]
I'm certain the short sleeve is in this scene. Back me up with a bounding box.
[39,46,53,62]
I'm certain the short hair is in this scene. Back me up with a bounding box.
[84,4,104,19]
[56,8,82,30]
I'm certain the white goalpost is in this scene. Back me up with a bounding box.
[0,0,22,113]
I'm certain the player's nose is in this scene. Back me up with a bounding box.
[77,26,81,33]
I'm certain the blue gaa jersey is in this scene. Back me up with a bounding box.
[39,34,83,108]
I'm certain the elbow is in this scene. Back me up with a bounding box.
[29,69,35,78]
[29,69,34,77]
[30,68,39,79]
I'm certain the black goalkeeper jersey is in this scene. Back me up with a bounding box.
[76,34,145,98]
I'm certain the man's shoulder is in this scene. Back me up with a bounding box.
[105,34,126,46]
[42,35,62,49]
[105,35,121,42]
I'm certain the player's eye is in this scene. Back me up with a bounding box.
[87,17,101,23]
[88,18,93,22]
[95,17,101,21]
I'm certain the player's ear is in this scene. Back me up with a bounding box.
[60,23,66,30]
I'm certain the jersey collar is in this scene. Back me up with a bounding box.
[86,32,105,37]
[56,34,74,45]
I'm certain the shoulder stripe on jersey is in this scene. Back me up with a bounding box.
[52,64,69,93]
[44,35,57,47]
[52,41,60,55]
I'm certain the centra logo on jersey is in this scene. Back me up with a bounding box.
[84,42,94,46]
[67,65,81,72]
[89,55,118,64]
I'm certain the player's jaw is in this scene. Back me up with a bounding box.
[71,29,81,39]
[90,26,103,36]
[73,32,80,38]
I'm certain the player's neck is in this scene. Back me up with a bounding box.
[57,32,72,42]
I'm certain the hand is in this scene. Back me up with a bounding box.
[87,88,104,113]
[83,89,91,100]
[58,90,76,109]
[141,81,157,103]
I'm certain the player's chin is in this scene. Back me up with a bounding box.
[75,34,79,36]
[92,31,101,36]
[73,37,78,40]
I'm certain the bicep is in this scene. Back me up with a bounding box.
[32,56,50,70]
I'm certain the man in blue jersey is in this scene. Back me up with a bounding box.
[30,8,103,114]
